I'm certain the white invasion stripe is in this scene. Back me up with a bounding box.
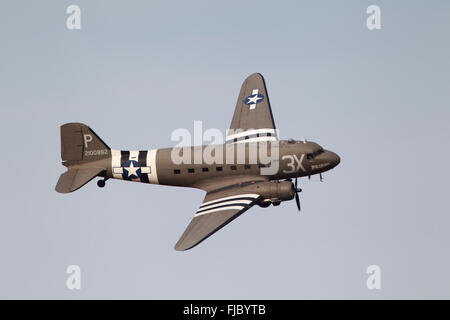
[197,199,253,212]
[129,150,139,161]
[201,193,259,208]
[232,136,277,144]
[226,128,276,141]
[226,133,277,143]
[111,149,122,179]
[194,206,245,217]
[146,149,159,184]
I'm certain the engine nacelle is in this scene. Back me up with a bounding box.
[255,181,295,207]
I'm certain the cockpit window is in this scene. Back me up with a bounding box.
[307,148,324,160]
[314,148,324,157]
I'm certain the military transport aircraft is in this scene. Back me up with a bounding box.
[56,73,340,251]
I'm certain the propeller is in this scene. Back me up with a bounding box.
[294,176,302,212]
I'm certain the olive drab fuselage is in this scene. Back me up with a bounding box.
[103,140,340,190]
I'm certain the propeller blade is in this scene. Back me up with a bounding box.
[320,173,323,182]
[295,192,301,211]
[293,176,301,211]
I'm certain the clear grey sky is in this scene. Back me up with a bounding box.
[0,0,449,299]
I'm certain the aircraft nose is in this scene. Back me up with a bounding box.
[328,151,340,168]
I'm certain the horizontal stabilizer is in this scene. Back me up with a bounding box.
[55,167,104,193]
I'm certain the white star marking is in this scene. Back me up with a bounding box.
[247,94,262,105]
[124,162,140,178]
[246,89,262,110]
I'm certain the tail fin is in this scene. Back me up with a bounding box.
[60,122,110,162]
[56,123,111,193]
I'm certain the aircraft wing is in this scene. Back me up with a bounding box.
[227,73,277,144]
[174,178,267,251]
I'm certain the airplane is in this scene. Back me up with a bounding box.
[55,73,340,251]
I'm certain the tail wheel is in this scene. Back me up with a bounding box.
[97,179,106,188]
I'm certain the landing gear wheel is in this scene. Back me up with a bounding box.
[97,179,106,188]
[258,201,271,208]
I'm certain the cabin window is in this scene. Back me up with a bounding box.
[258,164,266,168]
[188,168,195,173]
[230,165,237,170]
[202,167,208,172]
[216,167,223,171]
[244,164,251,169]
[174,169,180,174]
